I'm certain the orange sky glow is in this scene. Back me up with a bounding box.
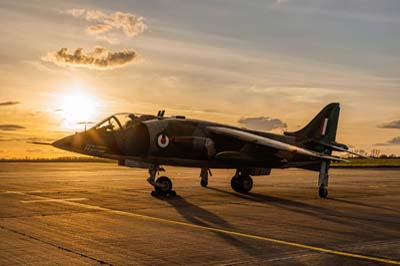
[0,1,399,158]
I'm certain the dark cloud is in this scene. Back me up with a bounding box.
[67,9,147,43]
[25,137,55,142]
[376,136,400,146]
[0,101,20,106]
[0,136,54,142]
[379,120,400,129]
[42,46,138,70]
[26,149,43,153]
[238,117,287,131]
[77,121,95,125]
[0,137,15,142]
[0,124,25,131]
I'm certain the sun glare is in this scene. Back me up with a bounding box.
[57,91,98,130]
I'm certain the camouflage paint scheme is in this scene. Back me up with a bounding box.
[53,103,347,172]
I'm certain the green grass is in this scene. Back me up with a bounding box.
[332,158,400,168]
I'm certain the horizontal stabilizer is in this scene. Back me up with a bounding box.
[314,141,371,159]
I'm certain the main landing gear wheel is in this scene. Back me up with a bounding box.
[152,176,176,197]
[200,179,208,187]
[231,175,253,193]
[318,186,328,198]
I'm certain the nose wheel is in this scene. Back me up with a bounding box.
[147,166,176,197]
[231,170,253,193]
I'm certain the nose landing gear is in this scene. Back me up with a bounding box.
[147,165,176,197]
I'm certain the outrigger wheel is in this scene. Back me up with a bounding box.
[199,168,209,188]
[231,173,253,193]
[200,179,208,187]
[318,185,328,198]
[152,176,176,197]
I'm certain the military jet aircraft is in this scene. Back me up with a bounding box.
[49,103,363,198]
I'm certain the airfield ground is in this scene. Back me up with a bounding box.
[0,163,399,265]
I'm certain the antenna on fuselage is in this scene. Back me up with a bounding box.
[157,110,165,118]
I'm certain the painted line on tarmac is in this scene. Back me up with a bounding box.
[21,198,88,203]
[10,190,400,265]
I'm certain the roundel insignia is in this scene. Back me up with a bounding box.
[157,133,170,148]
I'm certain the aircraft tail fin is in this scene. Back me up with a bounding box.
[284,103,340,146]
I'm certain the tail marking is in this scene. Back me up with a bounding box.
[321,118,329,136]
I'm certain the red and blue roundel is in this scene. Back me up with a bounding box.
[157,133,170,148]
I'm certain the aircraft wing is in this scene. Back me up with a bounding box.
[207,126,348,162]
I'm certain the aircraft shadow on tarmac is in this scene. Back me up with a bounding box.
[153,194,272,257]
[205,187,399,239]
[327,198,399,214]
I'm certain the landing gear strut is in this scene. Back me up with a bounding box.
[147,165,176,197]
[231,169,253,193]
[318,161,329,198]
[200,168,211,187]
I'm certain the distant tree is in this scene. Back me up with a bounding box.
[370,149,380,158]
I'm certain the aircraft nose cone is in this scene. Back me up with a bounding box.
[52,135,74,150]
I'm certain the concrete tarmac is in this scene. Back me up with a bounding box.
[0,163,399,265]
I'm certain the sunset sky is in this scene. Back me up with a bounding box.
[0,0,399,158]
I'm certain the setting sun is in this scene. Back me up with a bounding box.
[57,91,98,130]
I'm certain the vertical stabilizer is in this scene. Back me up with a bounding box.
[284,103,340,144]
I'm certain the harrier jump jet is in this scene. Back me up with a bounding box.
[51,103,361,198]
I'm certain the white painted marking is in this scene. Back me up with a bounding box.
[157,134,170,148]
[21,198,88,203]
[321,118,329,136]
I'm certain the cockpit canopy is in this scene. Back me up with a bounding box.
[92,113,157,132]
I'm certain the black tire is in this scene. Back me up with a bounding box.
[200,179,208,187]
[240,175,253,193]
[231,175,253,193]
[231,177,241,192]
[318,187,328,198]
[155,176,173,193]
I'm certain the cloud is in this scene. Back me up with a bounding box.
[26,149,43,153]
[379,120,400,129]
[0,136,54,142]
[0,101,20,106]
[42,46,138,70]
[77,121,95,125]
[376,136,400,146]
[94,35,120,44]
[87,23,113,34]
[67,9,147,43]
[0,124,25,131]
[67,8,85,17]
[238,117,287,131]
